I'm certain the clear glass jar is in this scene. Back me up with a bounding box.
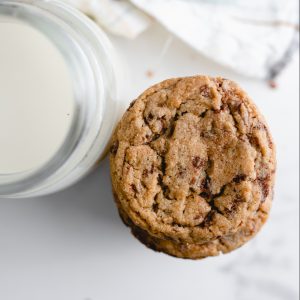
[0,0,126,198]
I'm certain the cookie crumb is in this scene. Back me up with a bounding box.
[268,80,278,89]
[146,70,154,78]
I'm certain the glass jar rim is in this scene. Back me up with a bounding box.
[0,0,121,197]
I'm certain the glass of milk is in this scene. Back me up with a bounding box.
[0,0,125,198]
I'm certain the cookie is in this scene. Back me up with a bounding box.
[110,76,276,259]
[116,191,272,259]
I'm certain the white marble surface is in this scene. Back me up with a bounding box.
[0,23,299,300]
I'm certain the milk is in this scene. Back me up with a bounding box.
[0,19,75,174]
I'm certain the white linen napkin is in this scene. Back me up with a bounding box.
[65,0,299,79]
[65,0,151,39]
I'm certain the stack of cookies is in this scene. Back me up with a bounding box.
[110,76,276,259]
